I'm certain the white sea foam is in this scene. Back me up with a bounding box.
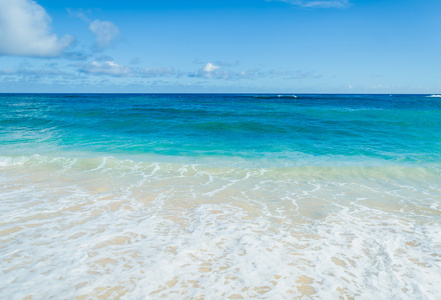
[252,95,297,99]
[277,95,297,98]
[1,156,441,299]
[427,95,441,97]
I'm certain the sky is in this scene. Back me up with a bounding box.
[0,0,440,93]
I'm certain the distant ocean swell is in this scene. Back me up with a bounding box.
[1,94,441,299]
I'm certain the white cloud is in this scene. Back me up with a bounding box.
[203,63,220,73]
[79,61,131,76]
[67,9,120,51]
[270,0,350,8]
[197,63,222,78]
[0,0,74,57]
[190,63,319,80]
[89,19,120,50]
[194,63,245,80]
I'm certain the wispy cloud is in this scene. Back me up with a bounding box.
[66,8,92,23]
[67,8,121,51]
[215,60,240,67]
[0,63,75,84]
[141,67,176,78]
[189,62,318,80]
[89,20,121,50]
[188,62,232,79]
[2,59,318,84]
[0,68,70,77]
[79,61,131,76]
[0,0,74,57]
[270,0,350,8]
[76,60,177,78]
[197,63,221,78]
[193,59,240,67]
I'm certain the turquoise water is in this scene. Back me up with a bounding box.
[1,94,441,299]
[2,93,441,163]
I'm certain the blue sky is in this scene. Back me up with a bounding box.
[0,0,440,93]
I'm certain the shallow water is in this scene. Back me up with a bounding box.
[1,94,441,299]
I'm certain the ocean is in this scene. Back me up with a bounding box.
[1,93,440,299]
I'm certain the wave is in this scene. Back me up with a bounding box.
[252,95,297,99]
[427,95,441,98]
[1,154,439,182]
[1,153,440,299]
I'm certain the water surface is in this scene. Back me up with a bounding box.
[1,94,440,299]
